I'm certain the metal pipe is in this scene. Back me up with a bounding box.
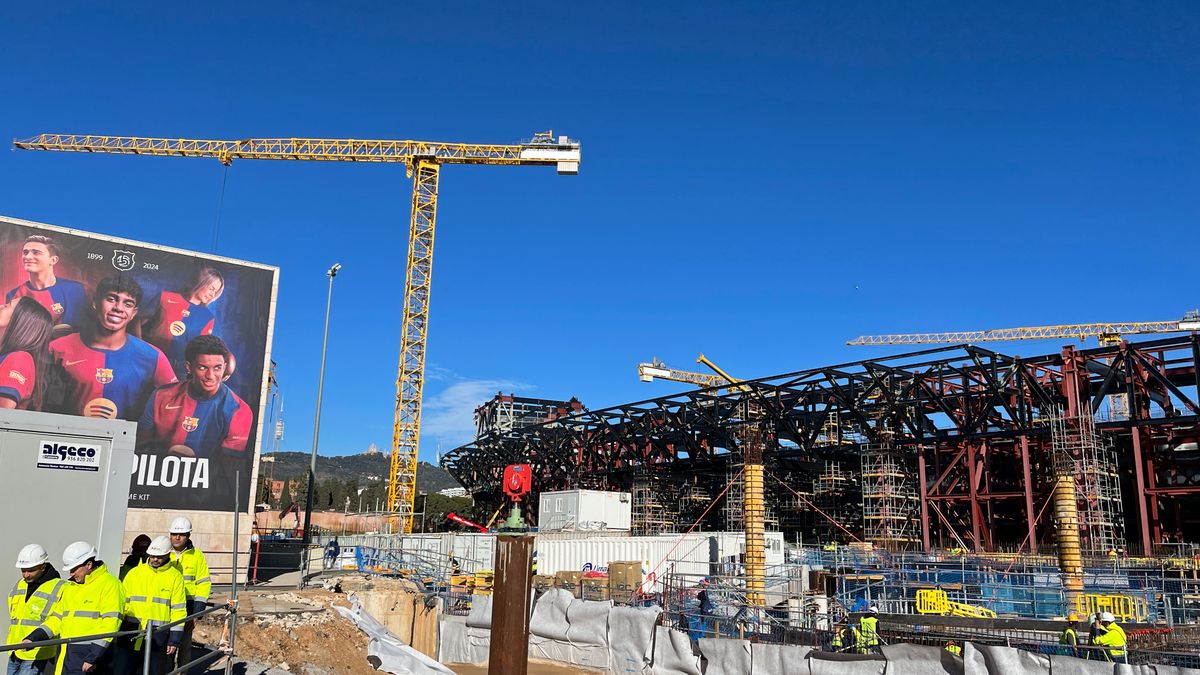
[1053,474,1085,611]
[142,621,152,675]
[304,263,340,544]
[227,471,240,675]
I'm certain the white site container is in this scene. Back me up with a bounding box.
[534,531,786,593]
[537,489,632,532]
[0,410,135,628]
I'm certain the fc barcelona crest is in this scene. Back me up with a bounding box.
[50,303,64,316]
[95,368,114,384]
[182,416,199,432]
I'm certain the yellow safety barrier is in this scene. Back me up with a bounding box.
[915,589,997,619]
[917,589,949,614]
[1075,594,1148,622]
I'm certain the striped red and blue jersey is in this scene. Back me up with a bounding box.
[144,291,216,377]
[6,278,89,327]
[0,350,35,409]
[49,333,177,421]
[139,381,252,458]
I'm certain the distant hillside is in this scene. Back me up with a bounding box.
[258,451,461,492]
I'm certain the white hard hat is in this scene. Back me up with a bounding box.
[62,541,97,570]
[169,516,193,534]
[146,535,172,557]
[1100,612,1116,623]
[15,544,48,569]
[869,605,879,613]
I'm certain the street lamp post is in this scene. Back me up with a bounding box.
[303,263,341,544]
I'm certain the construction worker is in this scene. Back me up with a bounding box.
[119,535,151,581]
[167,516,211,670]
[1059,613,1079,657]
[123,536,187,675]
[7,545,67,675]
[830,621,861,653]
[22,542,124,675]
[944,640,962,656]
[859,606,881,653]
[1091,611,1127,663]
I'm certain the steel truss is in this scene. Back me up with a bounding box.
[444,336,1200,552]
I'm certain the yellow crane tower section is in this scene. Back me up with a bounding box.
[847,310,1200,346]
[14,131,582,534]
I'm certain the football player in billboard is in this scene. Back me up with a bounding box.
[48,274,176,421]
[5,235,89,334]
[0,297,55,409]
[138,334,251,461]
[138,266,223,378]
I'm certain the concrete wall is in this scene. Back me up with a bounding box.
[124,507,253,584]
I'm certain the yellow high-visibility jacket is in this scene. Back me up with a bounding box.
[28,563,124,675]
[122,562,187,649]
[859,616,880,647]
[6,570,67,662]
[169,545,211,612]
[1094,623,1127,660]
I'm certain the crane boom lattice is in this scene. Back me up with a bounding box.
[848,313,1199,346]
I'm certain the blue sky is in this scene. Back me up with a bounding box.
[0,2,1196,460]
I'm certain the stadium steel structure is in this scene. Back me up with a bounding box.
[15,132,581,534]
[444,335,1200,553]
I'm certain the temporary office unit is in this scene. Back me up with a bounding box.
[537,489,632,532]
[0,410,135,628]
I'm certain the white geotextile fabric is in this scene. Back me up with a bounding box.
[698,638,751,675]
[750,642,811,675]
[650,625,701,675]
[806,652,887,675]
[1045,653,1120,675]
[608,605,661,674]
[464,594,493,629]
[881,643,961,675]
[526,589,612,671]
[333,593,454,675]
[964,643,1049,674]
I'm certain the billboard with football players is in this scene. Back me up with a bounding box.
[0,215,277,512]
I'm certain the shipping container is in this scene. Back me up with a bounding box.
[537,489,632,532]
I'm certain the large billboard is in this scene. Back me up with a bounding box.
[0,216,277,512]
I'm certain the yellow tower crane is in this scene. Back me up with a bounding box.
[636,354,750,392]
[847,310,1200,346]
[14,131,582,534]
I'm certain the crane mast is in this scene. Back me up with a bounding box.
[14,131,581,534]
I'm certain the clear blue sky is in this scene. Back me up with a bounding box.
[1,3,1195,460]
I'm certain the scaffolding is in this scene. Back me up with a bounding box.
[813,461,859,543]
[631,474,676,536]
[723,460,745,531]
[1049,409,1125,556]
[860,442,920,549]
[816,411,842,447]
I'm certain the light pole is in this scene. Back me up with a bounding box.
[303,263,341,544]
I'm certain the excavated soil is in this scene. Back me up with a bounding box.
[195,583,376,675]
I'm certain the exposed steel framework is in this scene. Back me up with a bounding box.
[444,335,1200,553]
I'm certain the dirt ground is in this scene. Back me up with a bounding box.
[195,585,376,675]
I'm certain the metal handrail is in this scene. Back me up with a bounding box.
[0,629,143,652]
